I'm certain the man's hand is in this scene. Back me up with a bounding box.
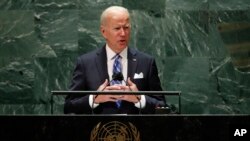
[118,77,140,103]
[94,94,124,104]
[94,78,141,104]
[97,79,108,91]
[126,77,138,91]
[94,79,124,104]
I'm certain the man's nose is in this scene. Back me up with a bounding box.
[120,28,125,36]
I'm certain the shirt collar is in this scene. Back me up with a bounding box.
[106,44,128,60]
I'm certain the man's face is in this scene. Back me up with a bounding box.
[101,11,131,53]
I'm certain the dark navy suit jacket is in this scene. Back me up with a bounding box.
[64,46,165,114]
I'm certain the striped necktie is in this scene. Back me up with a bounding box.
[111,54,122,108]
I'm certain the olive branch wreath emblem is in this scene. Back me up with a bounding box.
[90,121,140,141]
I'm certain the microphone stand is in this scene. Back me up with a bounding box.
[91,95,95,114]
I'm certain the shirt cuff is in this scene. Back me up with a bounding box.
[89,95,99,108]
[134,95,146,109]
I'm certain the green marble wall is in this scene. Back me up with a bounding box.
[0,0,250,114]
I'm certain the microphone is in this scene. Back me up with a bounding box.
[112,72,124,82]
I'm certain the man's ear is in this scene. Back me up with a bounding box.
[100,25,106,38]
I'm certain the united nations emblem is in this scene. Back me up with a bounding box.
[90,121,140,141]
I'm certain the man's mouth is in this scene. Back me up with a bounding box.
[119,40,126,43]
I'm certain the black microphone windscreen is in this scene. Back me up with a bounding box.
[112,72,124,81]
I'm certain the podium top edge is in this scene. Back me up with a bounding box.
[51,90,181,95]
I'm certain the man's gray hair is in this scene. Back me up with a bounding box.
[100,6,130,26]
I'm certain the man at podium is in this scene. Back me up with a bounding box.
[64,6,165,114]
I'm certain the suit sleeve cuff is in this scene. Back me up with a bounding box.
[134,95,146,109]
[89,95,99,108]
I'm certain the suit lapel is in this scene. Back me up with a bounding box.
[95,46,109,82]
[127,48,137,81]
